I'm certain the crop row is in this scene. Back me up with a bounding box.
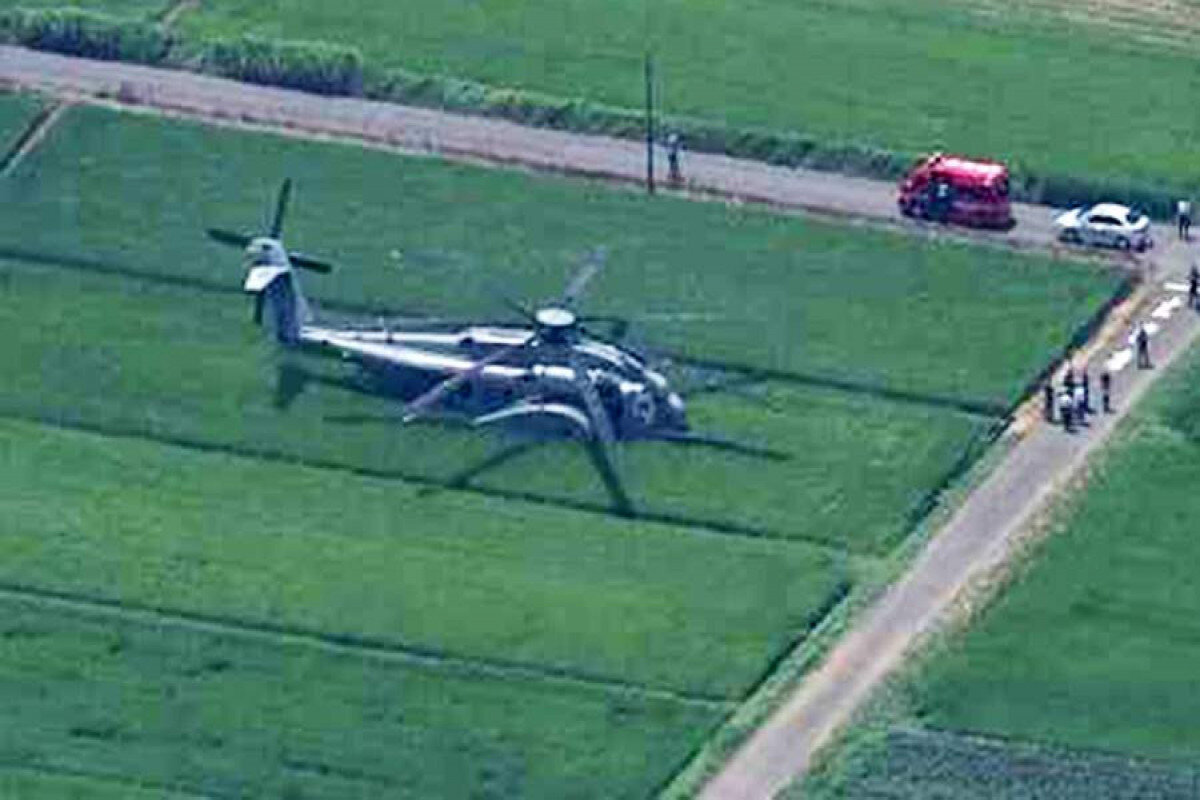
[0,597,722,799]
[0,413,849,698]
[809,727,1200,799]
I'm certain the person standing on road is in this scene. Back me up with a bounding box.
[1178,198,1193,240]
[1081,368,1092,413]
[666,132,683,186]
[1043,381,1056,422]
[1136,323,1152,369]
[1189,263,1200,310]
[1064,364,1077,395]
[1100,367,1113,413]
[1073,382,1088,426]
[1059,387,1075,433]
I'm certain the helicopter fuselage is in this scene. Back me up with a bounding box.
[299,322,688,439]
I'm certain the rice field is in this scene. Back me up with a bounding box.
[1,104,1123,410]
[798,343,1200,798]
[0,97,1125,796]
[167,0,1200,189]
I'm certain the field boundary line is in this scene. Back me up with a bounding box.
[0,99,70,177]
[0,582,735,710]
[0,400,854,552]
[0,760,222,800]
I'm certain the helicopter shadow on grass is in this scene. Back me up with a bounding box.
[288,351,792,525]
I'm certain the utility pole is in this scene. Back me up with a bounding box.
[644,52,655,195]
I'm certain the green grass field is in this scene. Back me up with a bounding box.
[913,348,1200,760]
[0,416,844,699]
[0,92,42,155]
[0,768,195,800]
[0,256,992,553]
[170,0,1200,189]
[0,598,722,799]
[0,97,1129,797]
[797,727,1200,799]
[1,105,1122,409]
[799,344,1200,798]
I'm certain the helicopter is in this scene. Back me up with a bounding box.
[207,180,783,514]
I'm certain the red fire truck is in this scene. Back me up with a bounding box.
[897,153,1014,229]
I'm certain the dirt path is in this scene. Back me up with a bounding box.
[3,44,1198,800]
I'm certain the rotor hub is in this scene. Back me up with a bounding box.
[535,307,577,330]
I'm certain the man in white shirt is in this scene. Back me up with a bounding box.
[1178,198,1192,240]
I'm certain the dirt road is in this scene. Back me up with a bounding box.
[4,46,1066,251]
[2,44,1197,800]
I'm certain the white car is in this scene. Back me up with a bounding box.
[1055,203,1152,251]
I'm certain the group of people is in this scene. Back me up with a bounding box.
[1044,365,1111,433]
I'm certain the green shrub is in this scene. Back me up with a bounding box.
[200,35,364,96]
[0,7,170,64]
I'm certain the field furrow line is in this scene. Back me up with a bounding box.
[0,405,850,550]
[0,582,736,710]
[0,760,224,800]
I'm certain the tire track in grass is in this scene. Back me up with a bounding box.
[0,583,735,711]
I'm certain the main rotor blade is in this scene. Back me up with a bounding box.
[561,247,607,308]
[288,251,334,274]
[273,361,308,410]
[583,436,634,516]
[566,349,631,514]
[646,430,790,462]
[402,336,536,423]
[270,178,293,239]
[568,350,616,447]
[579,323,639,354]
[207,228,253,249]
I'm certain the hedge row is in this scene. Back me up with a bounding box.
[200,36,364,97]
[0,8,171,65]
[2,8,1184,217]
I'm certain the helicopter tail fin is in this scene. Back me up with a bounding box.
[245,263,312,345]
[207,179,330,346]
